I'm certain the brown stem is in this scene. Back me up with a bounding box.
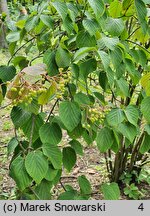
[46,99,59,122]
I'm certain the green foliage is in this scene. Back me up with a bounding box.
[1,0,150,200]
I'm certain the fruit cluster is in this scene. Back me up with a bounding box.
[88,107,105,124]
[56,71,72,99]
[7,74,47,106]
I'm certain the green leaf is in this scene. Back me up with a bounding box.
[7,137,19,156]
[76,31,96,48]
[74,92,91,106]
[79,58,97,80]
[45,166,59,182]
[98,36,119,50]
[105,17,125,36]
[78,175,92,195]
[35,179,52,200]
[10,156,32,191]
[106,108,125,127]
[20,99,40,115]
[82,19,99,36]
[96,127,114,152]
[52,2,68,20]
[69,140,83,156]
[124,105,139,126]
[58,190,77,200]
[73,47,95,62]
[59,101,81,132]
[63,15,74,35]
[135,0,148,34]
[140,73,150,96]
[6,31,20,43]
[140,133,150,154]
[110,47,123,69]
[101,182,120,200]
[42,143,62,169]
[0,65,16,82]
[116,78,129,97]
[39,122,62,145]
[25,151,48,184]
[11,106,31,129]
[141,97,150,123]
[38,82,57,105]
[63,147,76,172]
[109,0,122,18]
[25,16,39,32]
[87,0,105,18]
[22,114,43,143]
[117,122,137,143]
[43,49,58,76]
[55,47,71,68]
[40,14,54,29]
[98,50,110,70]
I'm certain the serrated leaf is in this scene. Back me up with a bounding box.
[96,127,114,153]
[55,47,71,68]
[52,2,68,20]
[98,50,110,70]
[35,179,52,200]
[116,78,129,97]
[11,106,31,129]
[43,50,58,76]
[0,65,16,82]
[39,122,62,145]
[58,190,77,200]
[101,182,120,200]
[73,47,95,62]
[22,114,43,143]
[7,137,19,156]
[40,14,54,29]
[69,140,83,156]
[45,166,58,182]
[79,58,97,80]
[78,175,92,195]
[10,156,32,191]
[98,36,119,50]
[42,143,62,169]
[25,16,39,32]
[135,0,148,34]
[140,133,150,154]
[76,31,96,48]
[87,0,105,18]
[141,97,150,123]
[109,0,122,18]
[117,122,137,143]
[140,73,150,96]
[82,18,99,36]
[124,105,139,126]
[25,151,48,184]
[105,17,125,36]
[63,147,76,172]
[74,92,91,106]
[106,108,125,127]
[59,101,81,132]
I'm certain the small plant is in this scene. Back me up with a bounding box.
[124,183,144,200]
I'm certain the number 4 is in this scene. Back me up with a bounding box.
[138,203,144,211]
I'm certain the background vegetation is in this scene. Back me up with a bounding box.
[0,0,150,200]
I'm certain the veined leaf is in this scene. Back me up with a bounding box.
[87,0,105,18]
[55,47,71,68]
[105,17,125,36]
[98,36,119,50]
[63,147,76,172]
[96,127,114,152]
[140,133,150,154]
[10,156,32,191]
[101,182,120,200]
[39,122,62,145]
[78,175,92,195]
[117,122,137,143]
[59,101,81,132]
[106,108,125,127]
[0,65,16,82]
[124,105,139,126]
[52,2,68,20]
[141,97,150,123]
[73,47,96,62]
[82,19,99,36]
[25,151,48,184]
[76,31,96,48]
[98,50,110,70]
[42,143,62,169]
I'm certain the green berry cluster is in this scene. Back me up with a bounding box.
[56,71,72,99]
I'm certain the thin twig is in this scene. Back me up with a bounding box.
[126,39,150,54]
[46,99,59,122]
